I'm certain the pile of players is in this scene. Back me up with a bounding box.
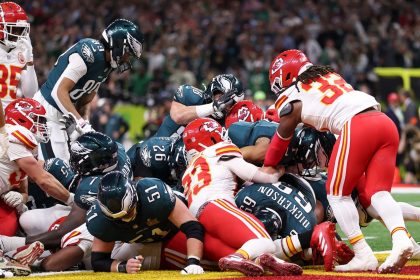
[0,1,419,278]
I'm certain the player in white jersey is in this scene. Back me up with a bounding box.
[182,118,302,277]
[0,2,38,109]
[262,49,413,273]
[0,98,73,237]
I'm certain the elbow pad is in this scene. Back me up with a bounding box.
[91,251,113,272]
[180,220,204,242]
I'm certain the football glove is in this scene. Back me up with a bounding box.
[60,113,94,143]
[1,191,24,208]
[212,89,236,113]
[16,37,33,63]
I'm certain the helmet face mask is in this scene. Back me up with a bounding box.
[254,207,282,240]
[0,2,30,49]
[98,171,138,223]
[102,19,144,73]
[5,98,50,143]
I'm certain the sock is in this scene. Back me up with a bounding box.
[237,238,275,260]
[327,195,371,255]
[398,202,420,222]
[273,235,303,260]
[0,236,25,252]
[371,191,410,241]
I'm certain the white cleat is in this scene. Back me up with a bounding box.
[378,239,413,274]
[410,241,420,260]
[0,268,13,278]
[334,254,378,272]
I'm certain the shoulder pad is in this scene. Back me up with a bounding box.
[174,84,206,105]
[279,102,294,117]
[7,125,37,150]
[214,143,242,158]
[77,40,96,64]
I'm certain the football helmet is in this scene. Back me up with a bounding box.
[318,131,336,167]
[183,118,227,158]
[269,49,313,96]
[170,139,188,179]
[101,19,144,72]
[98,171,138,222]
[254,207,283,240]
[5,98,50,143]
[43,158,76,190]
[205,74,245,119]
[0,2,29,49]
[69,131,118,176]
[225,100,263,128]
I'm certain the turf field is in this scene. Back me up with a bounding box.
[11,193,420,280]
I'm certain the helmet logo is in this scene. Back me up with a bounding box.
[202,121,218,132]
[14,100,33,111]
[271,57,284,75]
[127,33,142,59]
[237,107,250,122]
[81,43,94,63]
[70,141,92,155]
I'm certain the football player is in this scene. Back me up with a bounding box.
[0,99,73,237]
[182,118,302,276]
[0,132,130,271]
[0,2,38,109]
[87,171,205,275]
[33,19,144,161]
[127,137,187,187]
[263,49,412,273]
[154,74,244,138]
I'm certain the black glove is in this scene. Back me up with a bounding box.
[212,90,236,112]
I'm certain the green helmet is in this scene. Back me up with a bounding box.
[98,171,138,222]
[101,19,144,72]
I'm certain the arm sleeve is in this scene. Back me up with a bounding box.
[219,157,279,183]
[19,65,38,98]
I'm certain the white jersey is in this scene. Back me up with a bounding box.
[182,142,243,217]
[0,124,38,195]
[0,46,28,109]
[274,73,380,134]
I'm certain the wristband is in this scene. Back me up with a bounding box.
[65,193,75,206]
[195,103,215,118]
[263,131,292,167]
[186,256,201,266]
[117,261,127,273]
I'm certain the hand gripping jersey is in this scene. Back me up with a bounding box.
[182,141,243,217]
[0,124,37,195]
[86,177,178,243]
[0,46,28,108]
[274,73,379,134]
[154,84,212,138]
[235,174,317,237]
[228,120,277,148]
[39,38,111,113]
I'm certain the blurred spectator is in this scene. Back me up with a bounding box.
[105,113,129,143]
[385,92,405,136]
[399,89,420,128]
[398,125,420,184]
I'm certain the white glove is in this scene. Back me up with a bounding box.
[1,191,24,208]
[16,36,33,62]
[181,264,204,275]
[0,127,9,158]
[59,112,94,143]
[65,193,75,207]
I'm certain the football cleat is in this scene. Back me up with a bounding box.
[12,241,44,266]
[378,238,413,274]
[0,256,31,276]
[255,253,303,276]
[335,240,355,265]
[411,241,420,260]
[0,269,13,278]
[219,254,264,276]
[310,221,337,271]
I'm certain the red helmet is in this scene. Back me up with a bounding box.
[5,98,50,143]
[0,2,29,49]
[183,118,226,157]
[269,49,312,96]
[225,100,263,128]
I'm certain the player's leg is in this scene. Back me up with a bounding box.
[326,118,378,272]
[0,201,18,236]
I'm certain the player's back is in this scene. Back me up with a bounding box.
[276,73,379,134]
[228,120,277,148]
[182,141,242,216]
